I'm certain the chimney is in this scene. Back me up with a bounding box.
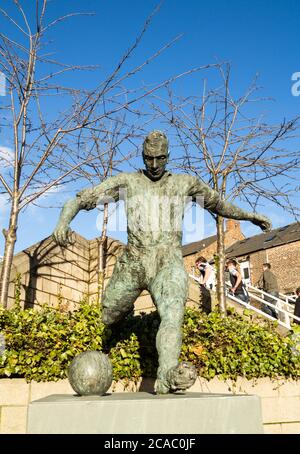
[226,219,241,233]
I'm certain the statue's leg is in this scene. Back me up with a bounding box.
[101,251,142,326]
[149,263,188,394]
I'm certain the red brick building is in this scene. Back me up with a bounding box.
[182,220,300,295]
[225,222,300,294]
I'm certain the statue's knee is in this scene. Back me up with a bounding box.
[102,307,119,326]
[102,305,133,326]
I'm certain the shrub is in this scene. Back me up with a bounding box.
[0,300,106,381]
[180,308,300,380]
[0,302,299,382]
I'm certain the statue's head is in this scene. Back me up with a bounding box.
[142,130,169,181]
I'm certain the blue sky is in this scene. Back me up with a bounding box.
[0,0,300,254]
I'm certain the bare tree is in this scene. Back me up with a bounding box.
[154,64,300,315]
[0,0,213,307]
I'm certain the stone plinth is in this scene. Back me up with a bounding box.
[27,392,263,434]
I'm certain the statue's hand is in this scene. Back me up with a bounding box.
[251,214,272,232]
[52,224,73,247]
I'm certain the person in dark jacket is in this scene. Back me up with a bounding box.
[294,287,300,325]
[257,263,279,319]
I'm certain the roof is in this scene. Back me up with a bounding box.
[225,222,300,257]
[182,234,217,257]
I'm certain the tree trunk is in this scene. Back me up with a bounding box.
[0,199,19,308]
[98,203,108,302]
[216,214,227,317]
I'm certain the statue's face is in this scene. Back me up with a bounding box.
[143,146,169,181]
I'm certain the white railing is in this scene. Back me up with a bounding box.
[225,290,284,324]
[279,292,297,304]
[189,273,300,330]
[225,282,291,329]
[247,284,295,312]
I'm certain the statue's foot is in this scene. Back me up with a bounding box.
[167,362,197,393]
[155,362,197,394]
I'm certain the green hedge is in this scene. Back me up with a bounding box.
[0,301,299,382]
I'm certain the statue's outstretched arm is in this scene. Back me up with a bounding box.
[52,174,125,246]
[189,178,272,232]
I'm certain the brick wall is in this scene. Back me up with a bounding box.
[266,241,300,293]
[2,234,90,311]
[265,242,300,293]
[233,240,300,293]
[1,234,125,311]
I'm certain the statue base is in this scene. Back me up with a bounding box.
[27,392,263,434]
